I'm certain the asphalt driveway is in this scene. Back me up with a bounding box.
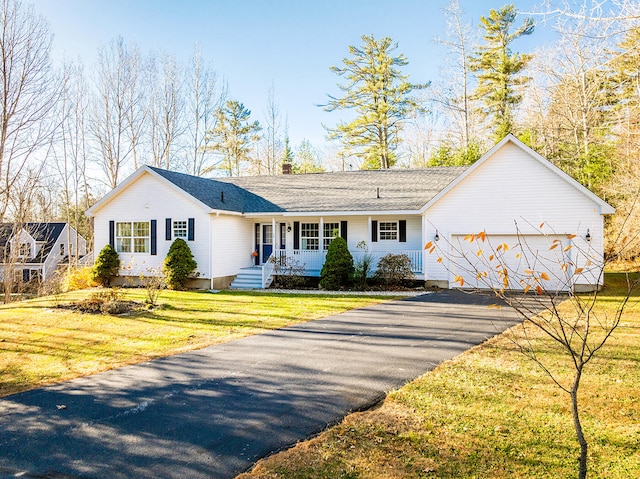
[0,290,524,479]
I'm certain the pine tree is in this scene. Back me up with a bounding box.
[163,238,197,290]
[470,4,534,141]
[319,237,354,290]
[324,35,426,170]
[206,100,262,177]
[91,244,120,286]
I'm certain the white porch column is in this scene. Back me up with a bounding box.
[272,217,276,254]
[367,216,372,249]
[319,217,324,251]
[421,214,426,275]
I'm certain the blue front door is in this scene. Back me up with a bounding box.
[261,224,273,264]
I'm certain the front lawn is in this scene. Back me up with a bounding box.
[0,289,395,397]
[238,273,640,479]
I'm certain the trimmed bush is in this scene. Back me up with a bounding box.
[375,253,415,287]
[163,238,197,290]
[319,237,354,290]
[91,244,120,287]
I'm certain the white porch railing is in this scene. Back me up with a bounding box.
[273,249,423,276]
[262,252,276,288]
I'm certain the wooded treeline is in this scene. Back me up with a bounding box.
[0,0,638,257]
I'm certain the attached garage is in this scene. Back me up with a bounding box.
[449,234,571,292]
[422,135,615,293]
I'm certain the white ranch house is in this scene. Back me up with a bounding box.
[86,135,614,292]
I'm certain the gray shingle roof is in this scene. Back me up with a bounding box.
[148,167,284,213]
[150,166,468,214]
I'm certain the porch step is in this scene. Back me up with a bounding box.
[229,267,263,290]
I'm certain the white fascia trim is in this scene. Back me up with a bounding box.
[244,210,421,218]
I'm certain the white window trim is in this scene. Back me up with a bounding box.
[323,222,340,250]
[116,221,150,254]
[173,220,188,239]
[378,221,398,241]
[301,223,319,251]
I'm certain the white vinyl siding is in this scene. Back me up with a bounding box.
[424,141,606,290]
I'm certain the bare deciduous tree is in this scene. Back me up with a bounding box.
[182,45,227,176]
[0,0,58,222]
[90,37,138,188]
[425,218,640,479]
[148,53,182,170]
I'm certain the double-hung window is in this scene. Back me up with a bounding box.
[379,221,398,241]
[18,243,31,257]
[301,223,319,250]
[173,220,187,239]
[116,221,150,253]
[323,222,340,250]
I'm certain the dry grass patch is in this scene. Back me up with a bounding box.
[0,288,395,397]
[238,273,640,479]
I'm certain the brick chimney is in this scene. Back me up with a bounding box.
[282,163,292,174]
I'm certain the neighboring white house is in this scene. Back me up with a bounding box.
[0,222,88,283]
[86,135,614,292]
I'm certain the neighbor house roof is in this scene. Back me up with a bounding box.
[0,222,66,263]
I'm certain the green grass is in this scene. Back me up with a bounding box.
[238,273,640,479]
[0,288,395,397]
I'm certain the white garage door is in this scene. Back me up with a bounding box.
[449,234,572,292]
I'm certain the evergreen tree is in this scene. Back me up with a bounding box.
[470,4,534,141]
[91,244,120,286]
[324,35,426,170]
[319,237,354,290]
[294,139,325,174]
[163,238,197,290]
[206,100,262,177]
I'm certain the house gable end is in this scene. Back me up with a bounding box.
[86,166,217,217]
[421,134,614,215]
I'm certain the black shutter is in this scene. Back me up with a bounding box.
[109,221,115,247]
[165,218,172,241]
[279,223,286,249]
[254,223,260,251]
[293,221,300,249]
[188,218,195,241]
[150,220,157,255]
[371,220,378,243]
[340,221,348,241]
[399,220,407,243]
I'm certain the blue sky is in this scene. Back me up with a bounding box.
[32,0,551,149]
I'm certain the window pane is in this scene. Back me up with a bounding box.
[134,222,149,237]
[301,223,319,237]
[116,222,131,237]
[263,225,273,243]
[117,238,131,253]
[134,238,149,253]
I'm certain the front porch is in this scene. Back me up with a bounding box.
[230,248,424,289]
